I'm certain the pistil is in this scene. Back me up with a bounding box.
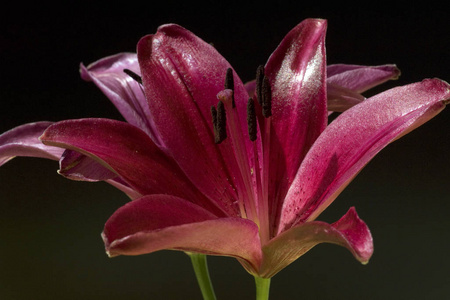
[247,98,257,141]
[254,65,273,240]
[211,67,274,242]
[217,89,259,224]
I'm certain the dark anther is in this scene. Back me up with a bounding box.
[216,101,227,142]
[224,68,236,108]
[211,106,218,126]
[123,69,142,85]
[247,98,257,141]
[262,76,272,117]
[255,65,265,106]
[211,101,227,144]
[225,68,234,90]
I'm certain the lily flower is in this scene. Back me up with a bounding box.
[1,18,449,282]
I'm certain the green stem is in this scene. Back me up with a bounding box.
[188,253,217,300]
[255,276,271,300]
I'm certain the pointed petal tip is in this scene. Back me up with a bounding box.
[304,17,327,24]
[304,18,327,31]
[101,231,117,258]
[392,65,401,79]
[421,78,450,104]
[156,23,182,31]
[333,207,374,263]
[79,62,90,81]
[0,122,64,166]
[261,207,372,277]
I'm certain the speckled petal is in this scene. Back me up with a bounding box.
[260,207,372,278]
[263,18,328,231]
[279,79,450,233]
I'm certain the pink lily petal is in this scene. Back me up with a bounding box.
[247,78,365,114]
[137,24,253,217]
[103,194,262,272]
[326,64,400,112]
[59,150,142,199]
[244,80,256,97]
[0,122,64,166]
[80,53,164,147]
[279,78,450,233]
[327,83,366,112]
[263,19,328,227]
[59,150,117,181]
[106,177,142,200]
[40,118,225,216]
[327,64,401,93]
[260,207,372,278]
[246,64,399,114]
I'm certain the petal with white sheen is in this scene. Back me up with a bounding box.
[279,79,450,232]
[263,18,328,229]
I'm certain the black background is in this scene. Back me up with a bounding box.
[1,2,449,299]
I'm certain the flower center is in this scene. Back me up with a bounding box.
[211,67,273,243]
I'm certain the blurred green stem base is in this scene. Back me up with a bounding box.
[255,276,271,300]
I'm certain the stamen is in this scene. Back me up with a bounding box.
[224,68,236,108]
[225,68,234,90]
[211,101,227,144]
[123,69,142,85]
[247,98,257,141]
[262,76,272,117]
[255,65,265,106]
[211,106,217,126]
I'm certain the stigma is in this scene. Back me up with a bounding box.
[211,66,272,144]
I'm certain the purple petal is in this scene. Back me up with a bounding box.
[80,53,164,147]
[278,79,450,232]
[327,83,366,112]
[260,207,372,278]
[40,118,225,216]
[106,177,142,200]
[327,64,401,93]
[59,149,142,199]
[59,150,117,181]
[244,80,256,97]
[137,24,253,217]
[0,122,64,166]
[263,19,328,229]
[103,194,262,273]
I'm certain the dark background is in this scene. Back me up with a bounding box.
[1,2,449,299]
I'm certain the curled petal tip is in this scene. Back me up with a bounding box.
[101,231,116,258]
[392,65,401,79]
